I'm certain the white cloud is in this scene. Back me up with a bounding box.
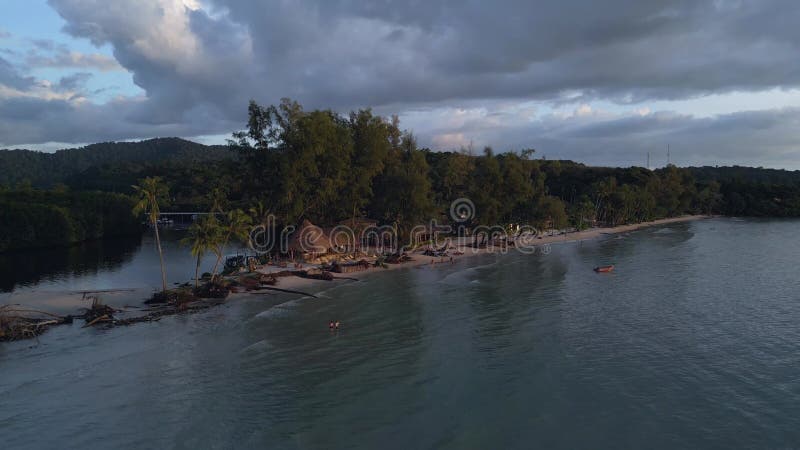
[432,133,470,150]
[575,104,593,117]
[27,50,122,71]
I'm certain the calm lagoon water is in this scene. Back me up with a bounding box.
[2,218,800,449]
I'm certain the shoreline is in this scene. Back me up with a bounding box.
[1,215,709,324]
[259,214,710,295]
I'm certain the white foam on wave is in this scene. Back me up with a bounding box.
[438,258,500,285]
[306,280,357,300]
[248,281,349,321]
[653,228,676,235]
[240,339,271,354]
[252,298,303,320]
[438,268,474,285]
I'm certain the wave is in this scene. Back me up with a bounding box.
[652,228,676,235]
[438,258,500,285]
[240,339,271,354]
[251,298,303,320]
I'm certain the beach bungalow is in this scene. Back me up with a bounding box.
[287,219,332,261]
[337,218,380,249]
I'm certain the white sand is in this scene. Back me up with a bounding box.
[3,215,709,315]
[252,215,710,296]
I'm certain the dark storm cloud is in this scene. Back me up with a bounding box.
[47,0,800,115]
[0,95,240,145]
[460,108,800,169]
[210,0,800,106]
[1,0,799,167]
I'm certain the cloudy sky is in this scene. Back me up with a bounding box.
[2,0,800,168]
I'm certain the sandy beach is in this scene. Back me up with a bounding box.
[1,215,708,316]
[264,214,709,294]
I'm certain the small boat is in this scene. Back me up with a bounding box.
[593,265,614,273]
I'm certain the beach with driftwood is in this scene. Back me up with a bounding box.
[269,214,708,289]
[1,215,707,341]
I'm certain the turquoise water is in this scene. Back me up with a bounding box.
[2,218,800,449]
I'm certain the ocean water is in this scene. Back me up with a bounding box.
[2,218,800,449]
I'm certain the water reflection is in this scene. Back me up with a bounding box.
[6,220,800,449]
[0,236,142,293]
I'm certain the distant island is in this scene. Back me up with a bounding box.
[2,99,800,253]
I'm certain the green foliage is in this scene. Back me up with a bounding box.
[369,134,435,240]
[181,215,223,287]
[132,176,170,292]
[569,196,596,230]
[132,177,169,224]
[0,137,232,188]
[8,98,800,259]
[0,189,139,252]
[534,196,568,230]
[210,209,254,279]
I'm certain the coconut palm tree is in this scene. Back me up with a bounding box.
[132,177,169,292]
[181,215,221,288]
[248,200,272,229]
[210,209,253,280]
[248,200,274,254]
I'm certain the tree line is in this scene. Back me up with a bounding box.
[5,98,800,255]
[0,137,231,189]
[0,186,140,252]
[223,99,719,236]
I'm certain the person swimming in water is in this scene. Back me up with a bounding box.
[329,320,335,330]
[335,321,340,330]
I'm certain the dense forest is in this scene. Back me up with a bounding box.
[0,188,140,252]
[0,137,231,189]
[3,98,800,252]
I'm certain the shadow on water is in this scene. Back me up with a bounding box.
[468,251,569,346]
[6,219,800,449]
[0,236,142,293]
[576,222,696,263]
[155,269,431,448]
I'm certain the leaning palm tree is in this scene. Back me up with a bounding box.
[132,177,169,292]
[181,215,221,288]
[210,209,253,280]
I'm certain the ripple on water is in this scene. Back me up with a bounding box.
[3,219,800,448]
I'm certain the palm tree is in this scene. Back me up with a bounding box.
[132,177,169,292]
[248,200,273,253]
[181,215,221,288]
[210,209,253,280]
[249,200,272,229]
[208,187,228,214]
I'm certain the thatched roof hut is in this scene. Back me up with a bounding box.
[336,218,381,249]
[338,217,379,231]
[287,219,331,256]
[324,226,353,250]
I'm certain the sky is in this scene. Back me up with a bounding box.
[2,0,800,168]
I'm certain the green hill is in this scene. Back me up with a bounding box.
[0,137,233,188]
[689,166,800,185]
